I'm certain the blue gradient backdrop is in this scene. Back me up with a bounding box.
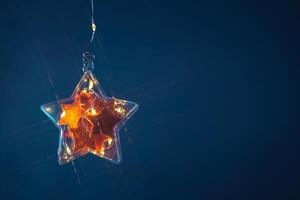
[0,0,299,199]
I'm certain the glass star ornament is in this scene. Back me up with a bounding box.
[41,53,138,165]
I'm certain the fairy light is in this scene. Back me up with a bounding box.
[61,110,66,118]
[108,138,112,146]
[45,107,52,112]
[88,80,94,90]
[99,147,105,156]
[90,107,97,115]
[113,100,126,115]
[92,23,96,33]
[66,145,72,154]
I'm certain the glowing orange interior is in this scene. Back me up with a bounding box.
[58,90,126,157]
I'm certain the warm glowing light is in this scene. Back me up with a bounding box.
[41,71,139,165]
[45,107,52,112]
[61,110,66,118]
[100,147,105,156]
[57,89,127,160]
[115,107,124,114]
[59,104,84,129]
[66,145,72,154]
[92,23,96,32]
[89,80,94,90]
[91,107,96,115]
[113,100,126,115]
[108,138,112,146]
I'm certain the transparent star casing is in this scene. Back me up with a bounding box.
[40,54,138,165]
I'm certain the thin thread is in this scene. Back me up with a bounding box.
[91,0,94,23]
[90,0,96,42]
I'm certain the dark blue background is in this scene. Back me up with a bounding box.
[0,0,299,199]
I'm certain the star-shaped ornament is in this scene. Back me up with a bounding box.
[41,54,138,165]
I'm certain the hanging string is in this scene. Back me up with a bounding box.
[90,0,96,43]
[83,0,96,72]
